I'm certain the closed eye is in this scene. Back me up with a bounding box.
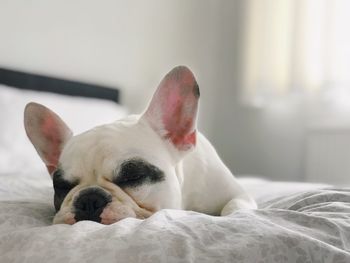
[52,169,78,212]
[114,158,164,188]
[53,169,78,190]
[116,171,144,183]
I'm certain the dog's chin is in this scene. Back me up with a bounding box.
[53,203,154,225]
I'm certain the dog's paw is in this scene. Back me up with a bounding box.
[220,197,257,216]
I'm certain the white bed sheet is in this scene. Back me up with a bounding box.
[0,171,349,263]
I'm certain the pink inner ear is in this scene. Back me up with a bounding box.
[167,130,196,151]
[145,66,199,151]
[46,165,56,175]
[24,102,72,176]
[163,85,198,149]
[40,113,66,168]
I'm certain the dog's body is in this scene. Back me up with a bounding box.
[24,66,256,224]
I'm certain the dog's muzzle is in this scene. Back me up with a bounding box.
[73,187,112,223]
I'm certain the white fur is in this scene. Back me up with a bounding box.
[52,114,256,224]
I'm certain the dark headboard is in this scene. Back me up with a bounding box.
[0,68,120,103]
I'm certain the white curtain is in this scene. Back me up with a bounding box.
[240,0,350,107]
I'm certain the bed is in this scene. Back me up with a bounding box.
[0,68,350,262]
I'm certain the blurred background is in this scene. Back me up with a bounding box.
[1,0,350,184]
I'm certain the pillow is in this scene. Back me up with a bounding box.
[0,84,128,174]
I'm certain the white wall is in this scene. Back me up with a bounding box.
[207,1,307,181]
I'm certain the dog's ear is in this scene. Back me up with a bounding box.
[24,102,72,175]
[143,66,200,151]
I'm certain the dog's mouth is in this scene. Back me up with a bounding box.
[58,205,153,225]
[99,202,153,225]
[54,198,154,225]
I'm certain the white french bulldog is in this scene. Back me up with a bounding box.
[24,66,256,225]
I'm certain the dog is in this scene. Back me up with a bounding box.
[24,66,257,225]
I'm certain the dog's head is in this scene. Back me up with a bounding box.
[24,66,200,224]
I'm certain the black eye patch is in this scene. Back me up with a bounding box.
[114,158,165,188]
[53,169,78,212]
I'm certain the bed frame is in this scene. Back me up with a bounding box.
[0,67,120,103]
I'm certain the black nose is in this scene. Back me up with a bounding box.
[74,188,111,223]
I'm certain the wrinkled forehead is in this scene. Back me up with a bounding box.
[58,121,171,180]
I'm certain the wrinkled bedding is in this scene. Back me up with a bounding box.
[0,171,349,263]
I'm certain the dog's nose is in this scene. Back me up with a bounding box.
[74,188,111,223]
